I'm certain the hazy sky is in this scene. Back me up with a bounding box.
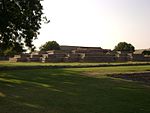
[34,0,150,49]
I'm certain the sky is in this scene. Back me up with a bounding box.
[33,0,150,50]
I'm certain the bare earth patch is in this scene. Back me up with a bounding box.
[109,72,150,84]
[81,72,101,77]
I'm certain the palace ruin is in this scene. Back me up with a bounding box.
[9,46,150,62]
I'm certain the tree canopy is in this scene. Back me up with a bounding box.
[142,50,150,55]
[39,41,60,51]
[114,42,135,52]
[0,42,25,56]
[0,0,46,55]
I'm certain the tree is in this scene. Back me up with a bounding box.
[39,41,60,51]
[0,0,47,53]
[114,42,135,52]
[142,50,150,55]
[0,42,25,56]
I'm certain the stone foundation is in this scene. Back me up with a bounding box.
[8,48,150,62]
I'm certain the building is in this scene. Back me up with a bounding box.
[9,46,150,62]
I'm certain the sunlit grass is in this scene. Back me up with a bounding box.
[0,61,150,67]
[0,65,150,113]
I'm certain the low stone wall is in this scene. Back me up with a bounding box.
[116,56,131,62]
[8,50,150,63]
[0,56,9,61]
[64,53,81,62]
[132,54,145,61]
[41,53,66,62]
[28,58,41,62]
[9,58,28,62]
[143,56,150,61]
[42,57,64,63]
[82,56,115,62]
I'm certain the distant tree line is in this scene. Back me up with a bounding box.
[39,41,60,51]
[114,42,135,52]
[0,39,137,56]
[143,50,150,55]
[39,41,135,52]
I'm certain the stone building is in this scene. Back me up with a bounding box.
[9,54,30,62]
[29,52,42,62]
[9,46,150,62]
[115,51,132,62]
[41,50,66,62]
[0,56,9,61]
[64,53,81,62]
[71,47,114,62]
[132,49,150,61]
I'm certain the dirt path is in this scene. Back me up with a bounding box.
[109,72,150,84]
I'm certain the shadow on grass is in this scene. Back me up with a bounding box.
[0,69,150,113]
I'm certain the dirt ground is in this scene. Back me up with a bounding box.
[108,72,150,84]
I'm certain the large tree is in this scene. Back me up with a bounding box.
[114,42,135,52]
[39,41,60,51]
[142,50,150,55]
[0,42,26,56]
[0,0,47,54]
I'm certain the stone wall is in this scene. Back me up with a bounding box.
[132,54,145,61]
[115,52,132,62]
[8,49,150,63]
[0,56,9,61]
[9,54,29,62]
[64,53,81,62]
[132,54,150,61]
[42,53,66,63]
[28,54,42,62]
[81,54,115,62]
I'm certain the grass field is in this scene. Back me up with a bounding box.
[0,65,150,113]
[0,61,150,67]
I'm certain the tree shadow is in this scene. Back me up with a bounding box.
[0,68,150,113]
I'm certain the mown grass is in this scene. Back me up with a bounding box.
[0,61,150,67]
[0,65,150,113]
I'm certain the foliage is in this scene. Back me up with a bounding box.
[39,41,60,51]
[142,50,150,55]
[0,0,46,52]
[114,42,135,52]
[0,42,25,56]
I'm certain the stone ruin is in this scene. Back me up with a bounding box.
[41,51,66,62]
[9,54,30,62]
[132,49,150,61]
[8,46,150,62]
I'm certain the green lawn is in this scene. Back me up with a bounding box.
[0,61,150,67]
[0,65,150,113]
